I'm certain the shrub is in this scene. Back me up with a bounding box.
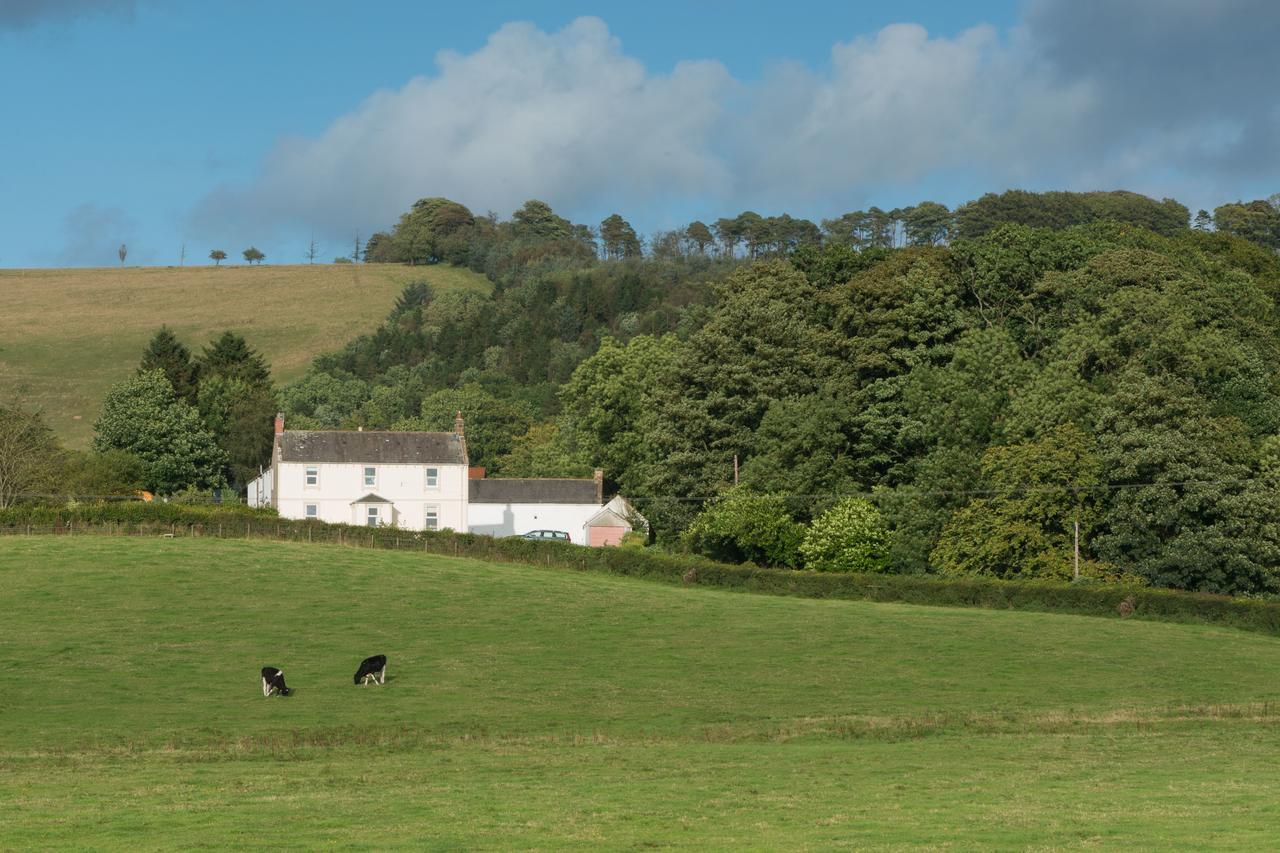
[683,491,804,568]
[800,497,890,572]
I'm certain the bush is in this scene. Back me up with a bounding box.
[683,492,804,568]
[800,497,890,572]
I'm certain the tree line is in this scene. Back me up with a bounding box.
[274,187,1280,595]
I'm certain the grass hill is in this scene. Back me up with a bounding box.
[3,536,1280,847]
[0,263,489,448]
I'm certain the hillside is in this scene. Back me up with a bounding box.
[3,535,1280,847]
[0,263,489,448]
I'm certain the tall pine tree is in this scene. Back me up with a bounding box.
[138,327,200,404]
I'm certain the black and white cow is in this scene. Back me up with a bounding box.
[261,666,293,697]
[353,654,387,686]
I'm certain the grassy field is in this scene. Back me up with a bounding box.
[0,263,489,448]
[3,536,1280,848]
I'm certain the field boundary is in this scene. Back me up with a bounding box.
[5,510,1280,636]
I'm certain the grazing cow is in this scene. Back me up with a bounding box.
[261,666,292,697]
[353,654,387,686]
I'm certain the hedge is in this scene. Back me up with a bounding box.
[4,503,1280,637]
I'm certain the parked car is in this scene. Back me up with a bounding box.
[518,529,571,541]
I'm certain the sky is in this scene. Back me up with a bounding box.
[1,0,1277,267]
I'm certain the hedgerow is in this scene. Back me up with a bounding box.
[4,503,1280,637]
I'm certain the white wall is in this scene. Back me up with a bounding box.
[467,502,603,545]
[246,469,273,508]
[276,461,468,531]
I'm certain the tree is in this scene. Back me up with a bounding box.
[197,375,277,489]
[242,246,265,265]
[901,201,953,246]
[931,425,1105,581]
[118,243,127,266]
[209,249,226,266]
[406,384,535,471]
[62,448,145,496]
[1213,200,1280,251]
[92,371,227,494]
[305,236,321,264]
[493,421,592,478]
[363,232,397,263]
[683,491,804,567]
[685,221,714,254]
[1194,209,1213,231]
[599,214,641,259]
[800,497,890,573]
[391,197,476,264]
[511,199,573,241]
[199,331,271,386]
[0,404,63,508]
[138,327,201,404]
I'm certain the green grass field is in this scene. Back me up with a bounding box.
[3,536,1280,848]
[0,263,489,448]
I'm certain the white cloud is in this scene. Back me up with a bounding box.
[193,17,731,241]
[194,4,1280,240]
[735,23,1094,204]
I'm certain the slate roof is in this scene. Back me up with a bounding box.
[279,430,467,465]
[469,478,600,505]
[350,493,392,504]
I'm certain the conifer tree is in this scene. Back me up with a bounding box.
[138,326,201,404]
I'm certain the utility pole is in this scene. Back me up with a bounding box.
[1073,517,1080,581]
[179,243,186,267]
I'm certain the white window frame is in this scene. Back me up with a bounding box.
[363,466,377,488]
[424,505,439,531]
[366,505,379,527]
[305,503,318,520]
[425,467,439,490]
[305,466,319,488]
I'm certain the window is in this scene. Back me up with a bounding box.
[305,466,319,487]
[366,506,379,526]
[425,467,439,489]
[424,507,439,531]
[305,504,318,519]
[364,466,377,487]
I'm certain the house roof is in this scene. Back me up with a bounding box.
[278,430,467,465]
[351,493,392,504]
[585,506,631,529]
[469,478,600,505]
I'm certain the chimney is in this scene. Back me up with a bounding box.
[274,412,284,435]
[454,410,464,436]
[468,466,486,480]
[594,468,604,504]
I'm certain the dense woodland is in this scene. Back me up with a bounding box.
[8,188,1280,595]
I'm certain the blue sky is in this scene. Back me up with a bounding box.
[1,0,1276,267]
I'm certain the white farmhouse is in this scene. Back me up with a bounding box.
[250,413,469,530]
[248,414,645,545]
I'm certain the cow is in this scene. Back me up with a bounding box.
[261,666,292,697]
[353,654,387,686]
